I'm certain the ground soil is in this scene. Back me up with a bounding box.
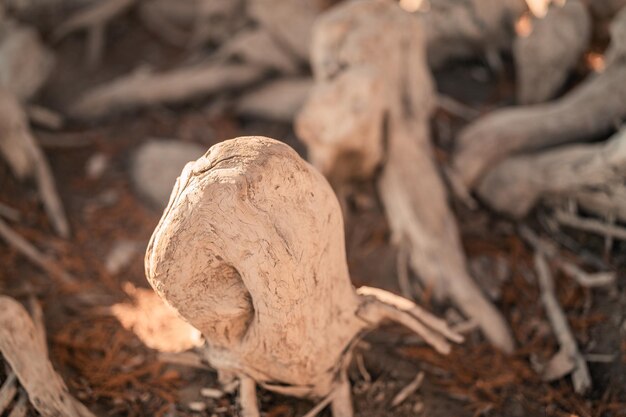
[1,14,625,417]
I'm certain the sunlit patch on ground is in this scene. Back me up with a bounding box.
[111,282,203,353]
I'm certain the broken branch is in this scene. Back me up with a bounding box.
[533,253,591,393]
[70,63,267,119]
[0,218,76,286]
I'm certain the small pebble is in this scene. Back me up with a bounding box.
[86,153,108,179]
[200,387,224,399]
[188,401,207,412]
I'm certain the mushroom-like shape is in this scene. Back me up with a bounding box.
[145,136,461,417]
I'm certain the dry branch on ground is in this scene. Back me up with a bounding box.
[0,91,69,237]
[477,127,626,219]
[514,0,591,104]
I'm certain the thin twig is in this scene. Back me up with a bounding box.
[301,392,335,417]
[355,353,371,383]
[396,242,413,300]
[450,318,479,335]
[0,202,20,222]
[157,351,211,370]
[0,218,76,286]
[7,392,28,417]
[534,252,591,393]
[0,371,17,414]
[28,296,47,356]
[391,371,424,408]
[437,95,480,121]
[554,210,626,241]
[520,226,615,288]
[584,353,616,363]
[26,105,64,130]
[559,262,615,288]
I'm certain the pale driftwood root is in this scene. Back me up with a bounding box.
[572,185,626,223]
[0,90,69,237]
[477,127,626,219]
[0,202,20,222]
[0,372,17,414]
[0,20,55,101]
[248,0,325,62]
[390,371,424,408]
[297,0,514,352]
[419,0,527,68]
[138,0,244,47]
[69,63,266,120]
[145,136,461,417]
[6,393,28,417]
[533,253,591,393]
[236,77,313,122]
[26,105,64,130]
[54,0,136,66]
[554,209,626,241]
[0,218,77,286]
[131,139,205,209]
[302,392,334,417]
[0,296,96,417]
[514,0,591,104]
[520,226,616,288]
[452,6,626,188]
[378,121,514,352]
[216,28,300,75]
[239,376,260,417]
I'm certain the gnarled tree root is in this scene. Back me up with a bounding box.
[477,126,626,220]
[145,136,462,417]
[297,0,514,352]
[452,6,626,188]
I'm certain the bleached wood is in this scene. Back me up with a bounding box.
[477,127,626,219]
[248,0,324,62]
[0,218,76,285]
[0,90,69,237]
[145,136,461,417]
[0,20,54,102]
[0,296,96,417]
[237,77,312,122]
[533,253,591,393]
[391,371,424,408]
[453,7,626,188]
[70,63,266,119]
[296,0,513,352]
[514,0,591,104]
